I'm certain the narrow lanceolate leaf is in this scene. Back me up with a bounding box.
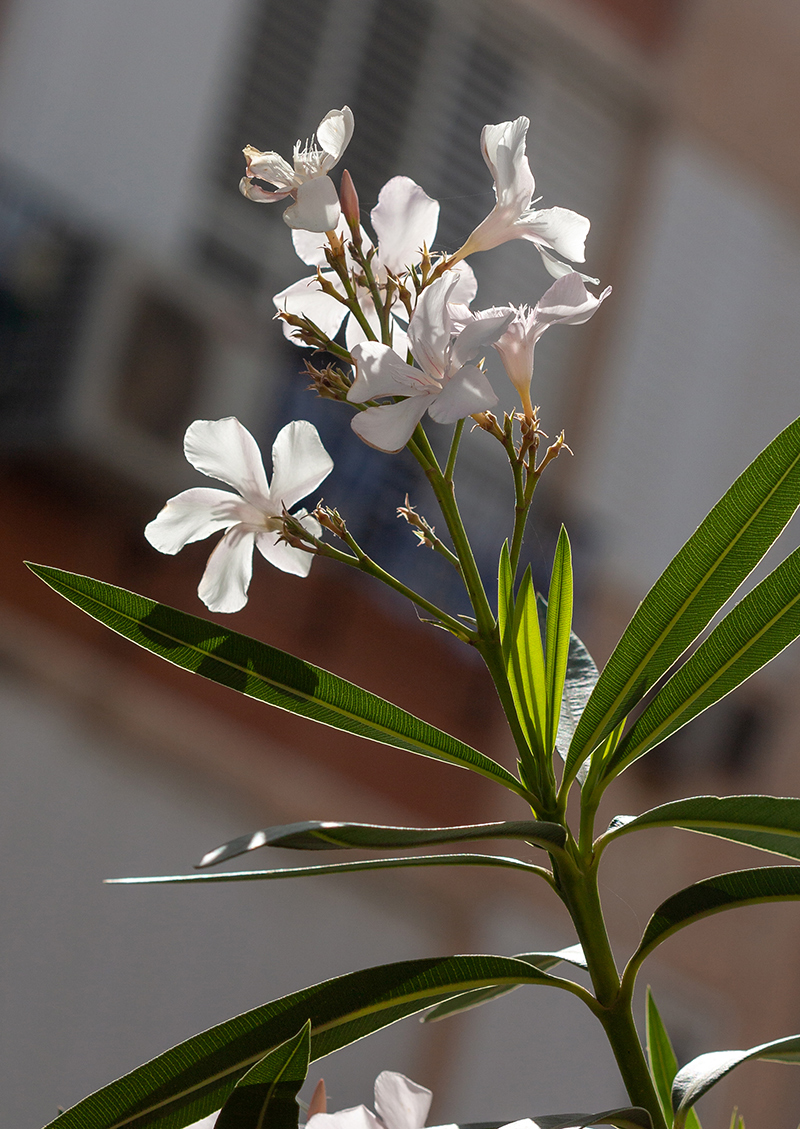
[646,988,702,1129]
[108,853,552,887]
[424,944,587,1022]
[498,540,514,663]
[601,795,800,862]
[27,565,527,798]
[42,955,571,1129]
[630,867,800,972]
[564,413,800,782]
[672,1034,800,1128]
[512,1109,652,1129]
[197,819,568,869]
[604,545,800,779]
[536,595,599,780]
[215,1020,310,1129]
[508,567,547,754]
[544,527,574,756]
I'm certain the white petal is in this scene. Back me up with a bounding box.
[447,260,478,306]
[182,1116,219,1129]
[450,309,514,370]
[274,275,347,343]
[517,205,590,263]
[348,343,433,402]
[268,420,333,511]
[374,1072,432,1129]
[350,397,431,452]
[307,1105,379,1129]
[537,244,600,284]
[535,273,611,326]
[197,526,255,613]
[255,529,314,577]
[371,177,439,274]
[242,145,297,190]
[184,418,271,508]
[481,117,533,211]
[290,215,350,267]
[407,274,460,379]
[239,179,293,203]
[284,177,341,232]
[315,106,354,167]
[144,488,256,554]
[344,299,383,351]
[387,316,410,360]
[428,364,498,424]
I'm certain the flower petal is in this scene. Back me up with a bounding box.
[450,309,514,371]
[315,106,355,167]
[371,177,439,274]
[273,275,347,343]
[255,528,314,577]
[535,272,611,326]
[517,205,590,263]
[197,525,256,613]
[144,488,255,554]
[239,179,292,204]
[350,396,431,452]
[447,260,478,306]
[481,117,534,212]
[307,1105,379,1129]
[428,364,498,424]
[268,420,333,511]
[348,342,433,402]
[184,418,271,508]
[344,299,383,352]
[407,274,460,379]
[284,176,341,232]
[242,145,297,190]
[374,1071,432,1129]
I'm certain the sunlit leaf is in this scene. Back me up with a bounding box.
[564,414,800,784]
[215,1020,310,1129]
[27,565,528,798]
[646,988,702,1129]
[197,818,567,869]
[544,527,574,756]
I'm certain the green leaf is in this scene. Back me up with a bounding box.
[544,527,574,756]
[601,795,800,862]
[515,1110,652,1129]
[498,540,514,663]
[646,988,702,1129]
[215,1020,310,1129]
[605,545,800,779]
[107,853,553,887]
[27,565,527,799]
[564,413,800,782]
[508,566,547,754]
[536,595,599,781]
[42,955,572,1129]
[424,944,587,1022]
[197,818,568,868]
[630,867,800,972]
[672,1033,800,1128]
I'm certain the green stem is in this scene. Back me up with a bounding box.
[555,856,668,1129]
[444,418,465,483]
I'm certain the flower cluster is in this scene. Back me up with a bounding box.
[146,107,609,611]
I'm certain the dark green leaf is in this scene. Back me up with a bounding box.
[601,795,800,862]
[630,867,800,971]
[215,1021,310,1129]
[42,955,570,1129]
[672,1033,800,1127]
[545,527,574,756]
[646,988,702,1129]
[498,540,514,663]
[107,853,552,887]
[27,565,527,798]
[424,944,587,1022]
[197,819,567,868]
[605,545,800,778]
[514,1109,652,1129]
[564,414,800,782]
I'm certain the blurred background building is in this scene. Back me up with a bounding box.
[1,0,800,1125]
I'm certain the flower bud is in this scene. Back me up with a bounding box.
[339,169,361,235]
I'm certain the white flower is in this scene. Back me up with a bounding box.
[453,272,610,418]
[240,107,354,232]
[145,418,333,613]
[347,273,512,452]
[457,117,591,276]
[274,176,477,357]
[306,1071,456,1129]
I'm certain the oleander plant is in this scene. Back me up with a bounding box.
[30,106,800,1129]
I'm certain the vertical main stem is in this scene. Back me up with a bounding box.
[555,857,669,1129]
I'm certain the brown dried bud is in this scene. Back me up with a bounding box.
[305,360,351,401]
